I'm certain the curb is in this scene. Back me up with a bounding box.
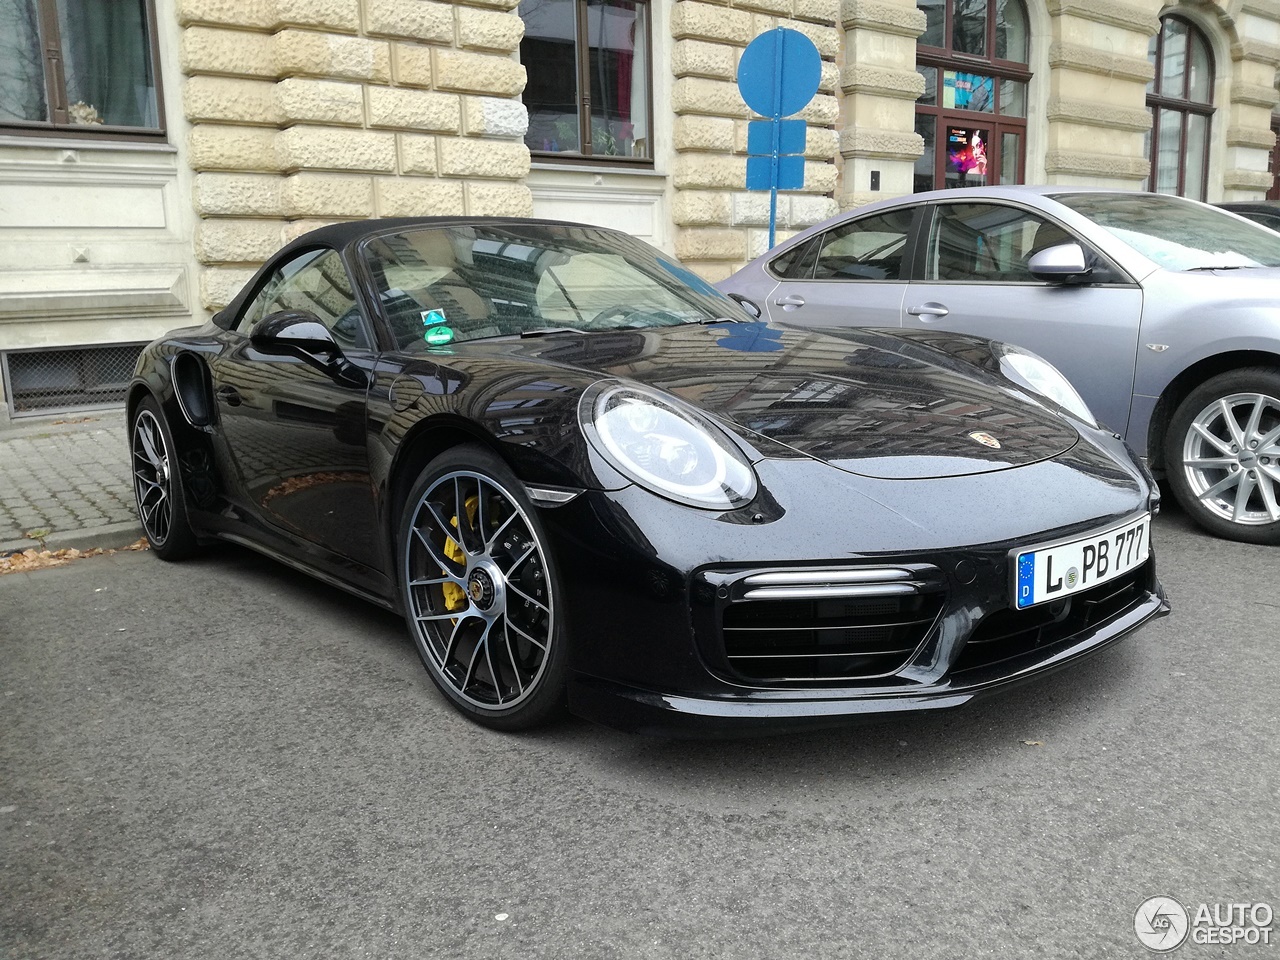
[0,521,144,557]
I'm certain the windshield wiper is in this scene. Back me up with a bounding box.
[519,327,586,338]
[1185,264,1252,271]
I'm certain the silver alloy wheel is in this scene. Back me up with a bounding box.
[1181,391,1280,525]
[132,409,173,545]
[403,470,554,709]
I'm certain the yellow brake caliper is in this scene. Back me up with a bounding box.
[441,494,480,612]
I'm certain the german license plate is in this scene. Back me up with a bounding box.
[1013,514,1149,609]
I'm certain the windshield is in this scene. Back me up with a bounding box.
[1052,192,1280,271]
[361,224,747,349]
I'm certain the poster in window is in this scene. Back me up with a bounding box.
[942,71,994,113]
[947,127,988,174]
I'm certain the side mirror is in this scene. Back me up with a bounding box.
[1027,242,1092,282]
[727,292,763,319]
[249,310,367,388]
[251,310,340,355]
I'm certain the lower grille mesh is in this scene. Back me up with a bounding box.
[953,562,1151,674]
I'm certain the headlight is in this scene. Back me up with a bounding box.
[996,345,1097,427]
[579,382,758,509]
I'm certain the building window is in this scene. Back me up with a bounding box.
[0,0,164,138]
[914,0,1030,191]
[1145,15,1213,200]
[519,0,652,163]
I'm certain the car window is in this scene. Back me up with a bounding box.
[927,203,1075,282]
[1054,192,1280,270]
[811,210,913,281]
[769,234,821,279]
[238,249,368,349]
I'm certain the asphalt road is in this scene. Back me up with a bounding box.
[2,505,1277,959]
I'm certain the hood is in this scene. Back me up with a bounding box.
[483,323,1079,480]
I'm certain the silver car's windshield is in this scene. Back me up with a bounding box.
[361,224,746,349]
[1054,192,1280,271]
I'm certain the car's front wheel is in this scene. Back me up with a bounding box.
[1165,367,1280,544]
[398,445,567,730]
[130,397,199,560]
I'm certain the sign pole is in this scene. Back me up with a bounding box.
[769,26,783,251]
[738,27,819,250]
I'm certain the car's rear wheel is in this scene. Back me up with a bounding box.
[130,397,198,560]
[398,445,567,730]
[1165,367,1280,544]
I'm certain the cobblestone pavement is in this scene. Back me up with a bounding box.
[0,413,136,550]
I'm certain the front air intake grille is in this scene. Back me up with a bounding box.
[952,562,1152,675]
[708,565,946,683]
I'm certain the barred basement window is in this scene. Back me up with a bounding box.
[0,0,165,140]
[2,345,145,416]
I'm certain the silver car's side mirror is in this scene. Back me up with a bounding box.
[1028,242,1091,282]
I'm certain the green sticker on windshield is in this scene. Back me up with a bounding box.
[424,324,454,345]
[421,309,453,345]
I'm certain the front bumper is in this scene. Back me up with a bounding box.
[539,438,1168,736]
[567,578,1168,737]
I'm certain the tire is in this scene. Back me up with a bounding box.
[398,445,568,730]
[1164,366,1280,545]
[130,396,199,560]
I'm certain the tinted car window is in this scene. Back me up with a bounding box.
[238,248,368,349]
[812,210,913,281]
[769,234,821,279]
[927,203,1075,282]
[1055,192,1280,270]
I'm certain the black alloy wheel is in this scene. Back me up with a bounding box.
[130,397,198,560]
[1165,366,1280,545]
[399,445,568,730]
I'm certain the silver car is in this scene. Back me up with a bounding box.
[718,186,1280,545]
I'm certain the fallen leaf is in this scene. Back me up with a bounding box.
[1020,739,1044,747]
[0,541,148,576]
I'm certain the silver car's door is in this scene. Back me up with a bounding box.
[905,200,1143,435]
[762,207,917,328]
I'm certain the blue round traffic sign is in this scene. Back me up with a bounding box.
[737,28,821,118]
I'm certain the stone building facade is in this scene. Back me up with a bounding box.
[1,0,1278,418]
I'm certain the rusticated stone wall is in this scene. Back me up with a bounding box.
[178,0,532,310]
[669,0,844,281]
[838,0,925,209]
[1041,0,1280,196]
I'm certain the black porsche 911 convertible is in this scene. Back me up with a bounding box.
[128,217,1169,735]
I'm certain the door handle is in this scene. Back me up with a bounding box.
[774,294,806,308]
[216,385,242,407]
[907,302,949,320]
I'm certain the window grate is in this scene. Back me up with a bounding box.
[2,344,145,417]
